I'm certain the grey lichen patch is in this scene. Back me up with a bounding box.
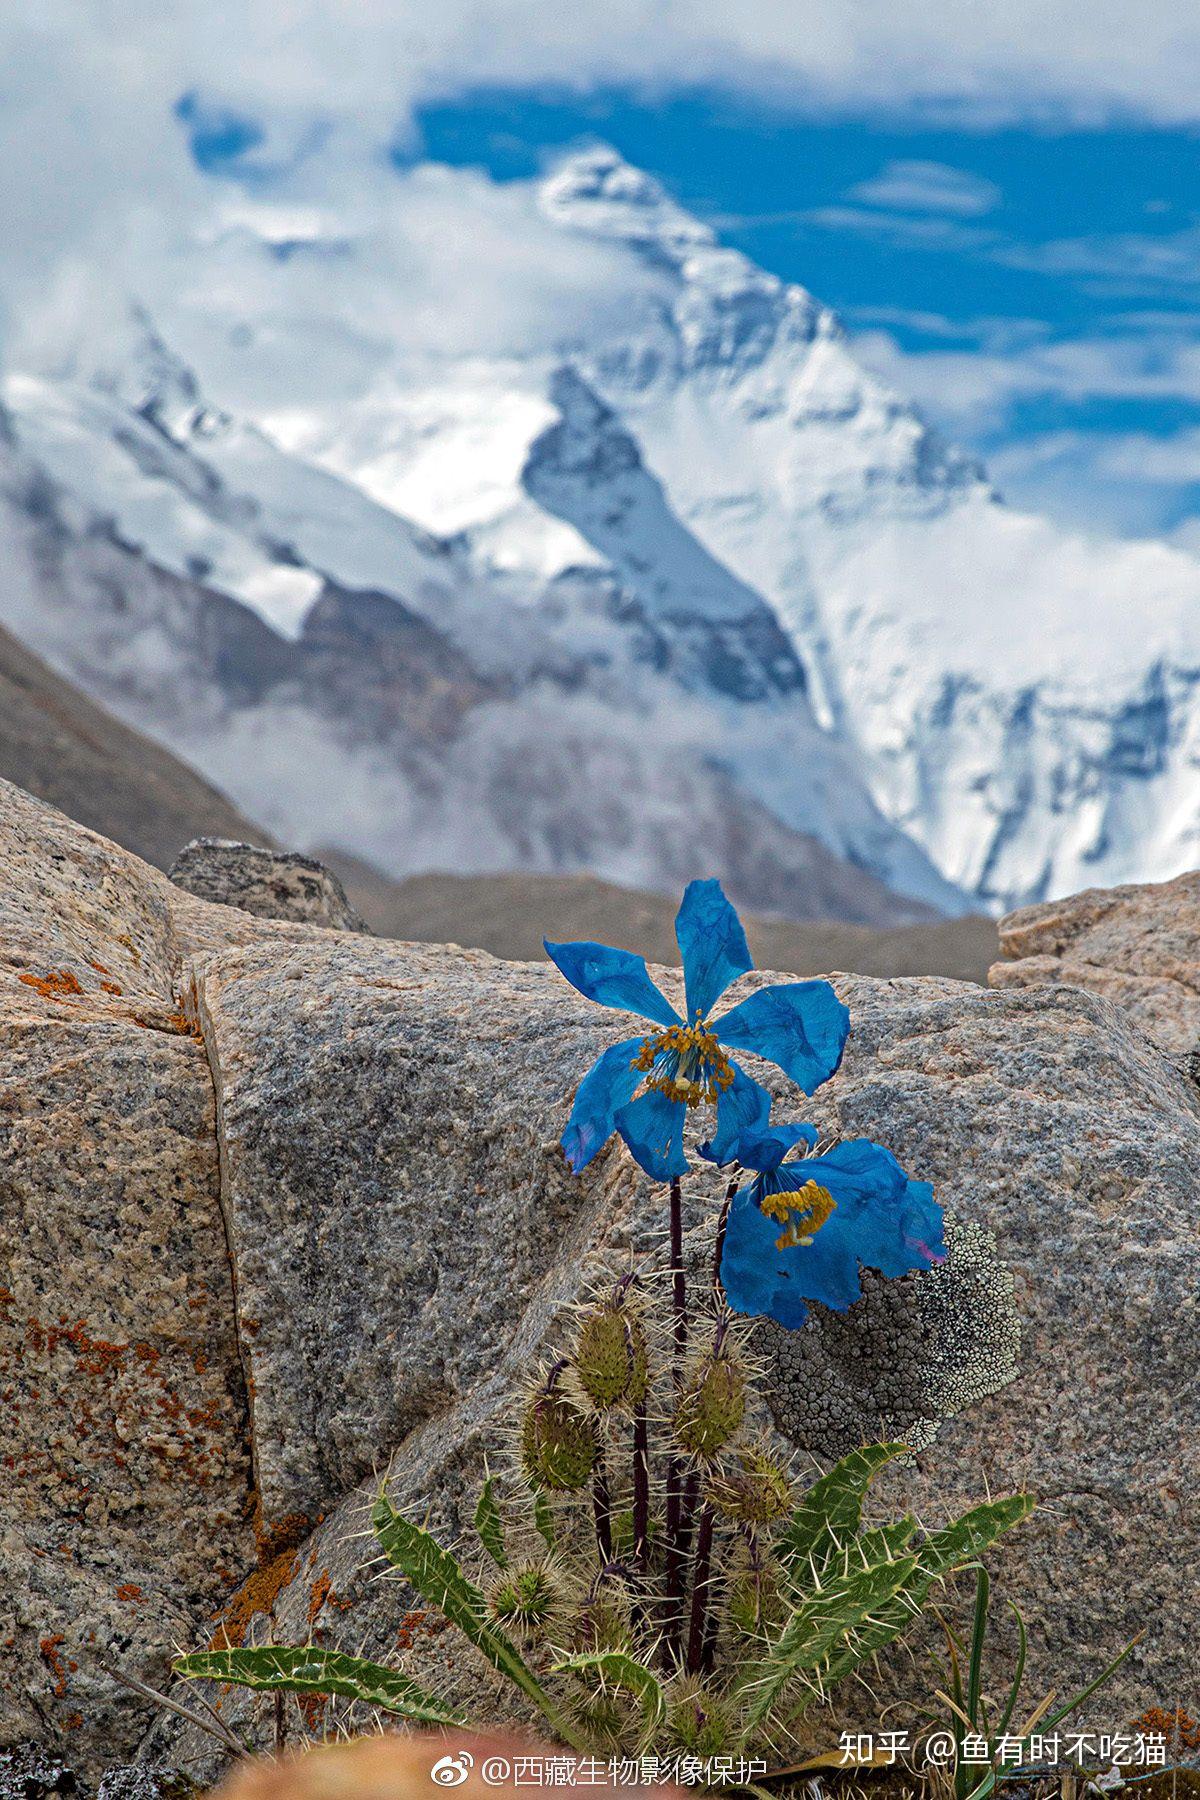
[761,1217,1020,1455]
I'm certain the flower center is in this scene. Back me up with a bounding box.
[759,1179,837,1249]
[631,1021,735,1109]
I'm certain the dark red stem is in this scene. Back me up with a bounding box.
[712,1176,739,1291]
[685,1503,716,1674]
[632,1404,650,1571]
[663,1172,689,1661]
[593,1446,613,1564]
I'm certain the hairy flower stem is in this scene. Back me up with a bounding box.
[684,1503,716,1675]
[593,1446,613,1563]
[664,1172,689,1661]
[712,1176,740,1290]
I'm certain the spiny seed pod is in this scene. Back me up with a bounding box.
[521,1390,597,1490]
[489,1563,561,1629]
[672,1353,746,1458]
[573,1691,627,1748]
[570,1593,632,1654]
[665,1682,735,1756]
[727,1563,786,1637]
[707,1447,793,1525]
[574,1300,648,1410]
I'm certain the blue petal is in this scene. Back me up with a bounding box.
[675,879,753,1021]
[560,1037,647,1172]
[731,1122,820,1173]
[544,939,680,1028]
[719,1137,944,1328]
[714,980,849,1095]
[697,1062,773,1166]
[614,1087,688,1181]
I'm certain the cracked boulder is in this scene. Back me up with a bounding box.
[0,777,1196,1782]
[990,866,1200,1053]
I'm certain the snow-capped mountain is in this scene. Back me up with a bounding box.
[249,145,1200,912]
[7,143,1200,913]
[0,317,953,922]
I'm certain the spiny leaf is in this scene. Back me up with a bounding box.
[552,1650,666,1730]
[818,1494,1036,1691]
[474,1476,509,1570]
[842,1516,918,1572]
[173,1646,463,1726]
[775,1444,905,1585]
[533,1487,557,1553]
[735,1552,921,1739]
[371,1495,586,1752]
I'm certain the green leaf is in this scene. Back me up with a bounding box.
[474,1476,509,1570]
[818,1494,1036,1692]
[775,1444,905,1585]
[533,1487,557,1553]
[735,1552,921,1739]
[371,1495,586,1752]
[846,1516,918,1571]
[551,1651,666,1731]
[173,1646,463,1726]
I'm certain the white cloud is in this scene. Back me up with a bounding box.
[5,0,1200,335]
[847,159,1001,216]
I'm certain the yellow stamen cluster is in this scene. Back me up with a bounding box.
[760,1179,837,1249]
[632,1021,735,1108]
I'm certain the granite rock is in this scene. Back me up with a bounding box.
[169,843,368,935]
[1,776,1196,1781]
[0,782,317,1772]
[989,867,1200,1053]
[162,958,1196,1778]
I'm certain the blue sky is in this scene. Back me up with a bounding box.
[403,88,1200,539]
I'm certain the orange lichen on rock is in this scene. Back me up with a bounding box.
[208,1547,301,1651]
[306,1570,333,1630]
[19,969,84,999]
[1131,1707,1200,1752]
[255,1511,312,1562]
[39,1633,69,1698]
[395,1609,449,1654]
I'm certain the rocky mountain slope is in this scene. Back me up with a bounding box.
[0,608,991,970]
[1,779,1195,1782]
[0,614,262,870]
[328,858,998,981]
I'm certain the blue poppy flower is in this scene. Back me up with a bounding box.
[546,879,850,1182]
[718,1124,945,1329]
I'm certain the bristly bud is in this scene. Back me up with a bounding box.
[726,1560,786,1637]
[569,1592,633,1654]
[707,1446,793,1525]
[573,1299,649,1410]
[489,1563,562,1630]
[672,1352,746,1458]
[521,1389,598,1490]
[665,1680,735,1756]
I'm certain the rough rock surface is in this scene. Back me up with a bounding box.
[0,782,314,1771]
[163,966,1196,1780]
[169,842,369,934]
[1,776,1196,1783]
[989,867,1200,1053]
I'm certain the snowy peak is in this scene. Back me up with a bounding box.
[524,365,808,700]
[538,144,715,256]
